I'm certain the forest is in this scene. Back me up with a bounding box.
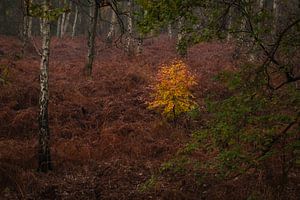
[0,0,299,199]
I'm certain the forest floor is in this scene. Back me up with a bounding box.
[0,35,296,199]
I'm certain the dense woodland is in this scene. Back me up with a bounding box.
[0,0,299,199]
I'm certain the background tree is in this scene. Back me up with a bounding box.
[21,0,33,56]
[71,4,79,38]
[106,8,117,43]
[85,0,100,76]
[125,0,134,55]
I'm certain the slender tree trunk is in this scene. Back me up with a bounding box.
[22,13,29,56]
[78,12,82,35]
[125,0,134,55]
[60,0,67,37]
[22,0,31,56]
[63,0,72,35]
[28,0,33,37]
[258,0,265,26]
[56,16,61,37]
[72,5,79,38]
[177,19,183,44]
[136,6,144,55]
[106,10,117,43]
[168,23,173,39]
[176,18,187,56]
[85,0,99,76]
[226,7,232,42]
[136,36,143,55]
[259,0,265,9]
[56,0,61,37]
[38,0,52,173]
[28,15,32,37]
[272,0,279,36]
[97,8,102,36]
[100,6,108,36]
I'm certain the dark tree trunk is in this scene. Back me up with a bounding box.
[38,0,52,173]
[85,0,99,76]
[21,0,32,56]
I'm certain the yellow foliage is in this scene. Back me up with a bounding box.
[148,59,198,119]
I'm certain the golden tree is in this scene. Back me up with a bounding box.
[148,59,198,120]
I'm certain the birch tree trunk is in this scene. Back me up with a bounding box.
[176,18,187,56]
[38,0,52,173]
[85,0,99,76]
[106,10,117,43]
[57,17,61,37]
[28,14,32,37]
[22,12,29,56]
[56,0,61,37]
[136,7,145,55]
[72,5,79,38]
[259,0,265,9]
[177,19,183,44]
[272,0,279,36]
[168,23,173,39]
[125,0,134,55]
[60,0,67,37]
[63,0,72,35]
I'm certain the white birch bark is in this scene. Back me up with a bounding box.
[38,0,52,173]
[63,0,72,35]
[259,0,265,9]
[176,18,187,56]
[28,15,32,37]
[60,0,67,37]
[56,0,61,37]
[22,10,29,55]
[126,0,133,55]
[106,10,117,43]
[56,16,61,37]
[168,23,173,39]
[72,5,79,38]
[272,0,279,36]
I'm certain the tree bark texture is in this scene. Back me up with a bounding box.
[125,0,134,55]
[176,18,187,56]
[168,23,173,39]
[226,7,232,41]
[38,0,52,173]
[60,0,67,37]
[22,0,32,56]
[106,9,117,43]
[272,0,279,36]
[56,0,61,37]
[63,0,72,35]
[72,5,78,38]
[85,0,99,76]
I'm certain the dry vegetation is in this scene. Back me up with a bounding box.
[1,35,298,199]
